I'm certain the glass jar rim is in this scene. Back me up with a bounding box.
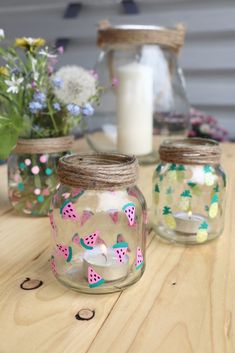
[58,153,138,190]
[159,138,221,165]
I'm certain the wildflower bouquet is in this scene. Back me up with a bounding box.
[0,31,100,216]
[0,32,100,159]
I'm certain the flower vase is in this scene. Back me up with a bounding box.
[8,136,73,216]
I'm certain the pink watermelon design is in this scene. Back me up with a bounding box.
[122,202,136,227]
[108,209,119,224]
[71,188,84,200]
[112,242,128,263]
[135,247,144,270]
[50,255,57,275]
[48,211,57,237]
[80,231,100,250]
[60,199,79,221]
[117,233,131,252]
[72,233,80,245]
[81,210,94,226]
[56,244,72,262]
[88,266,105,288]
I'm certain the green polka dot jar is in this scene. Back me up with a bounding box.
[50,153,147,294]
[152,138,226,244]
[8,136,73,216]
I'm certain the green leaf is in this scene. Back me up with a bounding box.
[0,126,19,159]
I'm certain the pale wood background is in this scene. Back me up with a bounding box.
[0,139,234,353]
[0,0,235,137]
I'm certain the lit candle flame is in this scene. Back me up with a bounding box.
[100,244,108,262]
[188,210,192,219]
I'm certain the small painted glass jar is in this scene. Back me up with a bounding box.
[152,138,226,244]
[50,153,147,294]
[8,136,73,216]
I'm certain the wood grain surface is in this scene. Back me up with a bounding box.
[0,140,234,353]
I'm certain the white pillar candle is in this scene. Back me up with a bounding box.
[117,62,153,156]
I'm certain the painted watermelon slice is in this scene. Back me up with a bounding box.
[88,266,105,288]
[122,202,136,227]
[56,244,72,262]
[80,231,100,250]
[50,255,57,275]
[72,233,80,245]
[108,209,119,224]
[81,210,94,226]
[117,233,131,252]
[48,211,56,237]
[60,199,79,221]
[113,242,128,263]
[135,247,144,270]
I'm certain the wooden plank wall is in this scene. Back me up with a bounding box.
[1,0,235,137]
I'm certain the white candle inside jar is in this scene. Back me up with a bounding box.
[83,244,129,281]
[117,62,153,156]
[174,211,207,234]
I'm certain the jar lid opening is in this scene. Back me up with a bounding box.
[58,153,138,189]
[159,138,221,165]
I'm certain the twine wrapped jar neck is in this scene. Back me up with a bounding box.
[58,153,139,190]
[97,23,186,53]
[13,136,74,154]
[159,138,221,165]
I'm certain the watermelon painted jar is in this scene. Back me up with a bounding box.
[152,138,226,244]
[50,153,147,294]
[8,136,73,216]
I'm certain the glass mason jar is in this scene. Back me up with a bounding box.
[50,153,147,294]
[8,136,73,216]
[152,138,226,244]
[85,24,189,163]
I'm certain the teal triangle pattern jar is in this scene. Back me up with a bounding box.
[152,138,226,244]
[50,153,147,294]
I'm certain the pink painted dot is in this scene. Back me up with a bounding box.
[39,155,48,163]
[42,188,50,196]
[31,165,40,175]
[14,174,20,182]
[24,158,31,166]
[34,188,41,195]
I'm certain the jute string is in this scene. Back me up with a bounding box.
[97,22,186,53]
[159,138,221,165]
[58,153,138,190]
[13,136,74,154]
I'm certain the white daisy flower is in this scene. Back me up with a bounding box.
[52,65,97,106]
[5,75,24,94]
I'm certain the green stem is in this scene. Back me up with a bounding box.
[47,101,59,134]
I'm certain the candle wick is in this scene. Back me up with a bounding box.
[102,253,108,263]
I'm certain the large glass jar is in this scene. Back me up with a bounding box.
[8,136,73,216]
[152,138,226,244]
[85,24,189,163]
[50,153,147,294]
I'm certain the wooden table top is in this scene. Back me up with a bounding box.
[0,140,234,353]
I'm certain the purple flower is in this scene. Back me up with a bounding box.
[67,103,80,116]
[33,91,46,103]
[53,102,61,111]
[82,103,94,116]
[29,101,43,113]
[57,46,64,54]
[52,77,63,89]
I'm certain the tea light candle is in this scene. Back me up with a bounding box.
[83,245,129,281]
[174,211,207,234]
[117,62,153,156]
